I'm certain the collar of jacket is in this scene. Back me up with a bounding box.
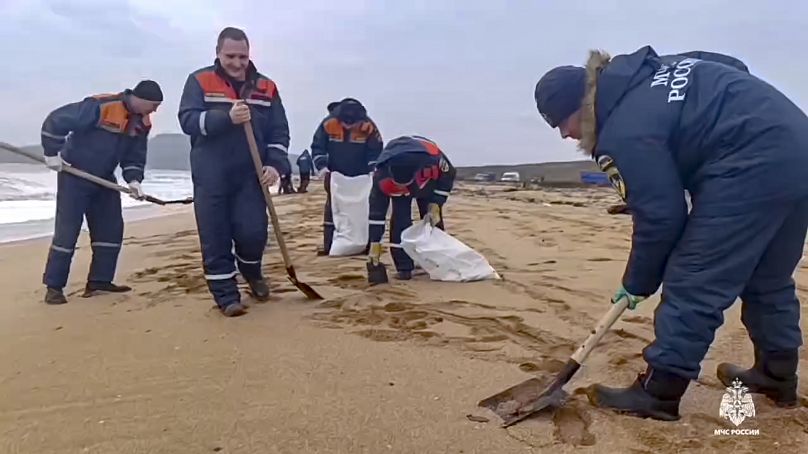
[213,58,259,95]
[579,50,612,158]
[120,89,136,114]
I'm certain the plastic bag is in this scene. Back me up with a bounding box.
[328,171,372,256]
[400,219,500,282]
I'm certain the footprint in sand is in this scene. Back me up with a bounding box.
[551,403,596,446]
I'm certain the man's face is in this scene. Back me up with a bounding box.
[217,38,250,81]
[130,97,161,115]
[558,109,582,140]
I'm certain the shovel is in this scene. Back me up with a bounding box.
[241,120,323,300]
[366,261,389,285]
[0,141,194,206]
[478,297,629,427]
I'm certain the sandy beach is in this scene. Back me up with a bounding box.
[1,182,806,454]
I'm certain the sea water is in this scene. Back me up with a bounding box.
[0,163,194,244]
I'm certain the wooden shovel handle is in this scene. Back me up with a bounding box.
[570,298,629,364]
[241,120,294,268]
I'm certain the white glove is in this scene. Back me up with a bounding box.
[44,154,65,171]
[316,167,329,178]
[128,181,146,200]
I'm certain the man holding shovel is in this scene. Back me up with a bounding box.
[40,80,163,305]
[534,46,808,420]
[178,27,290,317]
[366,135,456,283]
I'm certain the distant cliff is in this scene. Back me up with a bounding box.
[0,133,301,172]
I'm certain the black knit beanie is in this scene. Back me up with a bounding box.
[132,80,163,102]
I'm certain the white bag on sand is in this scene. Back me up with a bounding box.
[400,219,500,282]
[329,171,372,256]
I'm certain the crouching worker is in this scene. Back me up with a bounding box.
[367,135,455,284]
[40,80,163,305]
[534,46,808,420]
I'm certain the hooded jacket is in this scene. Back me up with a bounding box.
[580,45,808,297]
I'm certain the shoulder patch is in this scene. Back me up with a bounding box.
[439,157,450,172]
[597,154,626,200]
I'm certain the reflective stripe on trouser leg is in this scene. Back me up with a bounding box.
[193,184,240,309]
[43,173,89,289]
[233,179,268,282]
[390,196,414,272]
[86,185,123,284]
[643,203,799,380]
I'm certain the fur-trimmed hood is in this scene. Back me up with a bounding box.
[577,45,661,157]
[578,50,611,157]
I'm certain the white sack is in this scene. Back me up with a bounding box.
[328,172,372,256]
[400,219,500,282]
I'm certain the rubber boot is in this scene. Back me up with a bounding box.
[45,287,68,305]
[585,366,690,421]
[222,302,247,317]
[396,270,412,281]
[83,281,132,297]
[716,349,799,408]
[247,278,271,302]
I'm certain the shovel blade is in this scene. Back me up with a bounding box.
[478,377,568,427]
[366,261,389,285]
[285,267,324,300]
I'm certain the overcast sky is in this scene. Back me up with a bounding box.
[1,0,806,166]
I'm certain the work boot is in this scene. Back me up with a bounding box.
[585,366,690,421]
[396,270,412,281]
[716,349,799,408]
[82,281,132,297]
[247,278,271,302]
[222,302,247,317]
[44,287,68,305]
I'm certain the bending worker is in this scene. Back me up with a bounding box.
[534,46,808,420]
[178,27,290,317]
[40,80,163,305]
[367,135,456,283]
[311,98,382,255]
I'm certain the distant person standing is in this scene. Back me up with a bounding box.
[40,80,163,305]
[296,149,313,193]
[279,168,296,195]
[178,26,290,317]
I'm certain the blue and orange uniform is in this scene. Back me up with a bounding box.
[311,98,382,254]
[535,45,808,419]
[40,90,152,296]
[368,135,456,276]
[178,59,291,311]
